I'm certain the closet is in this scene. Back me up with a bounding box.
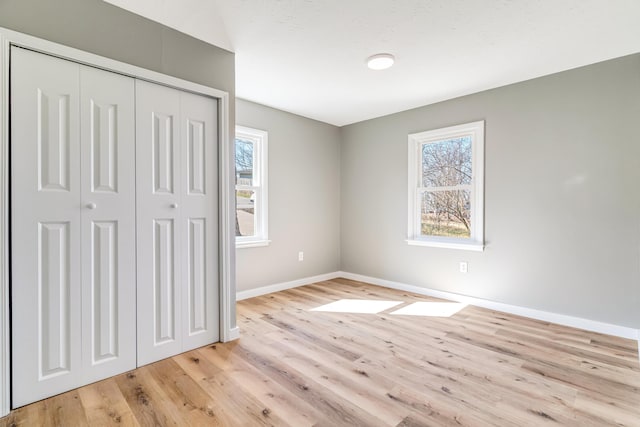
[10,47,219,407]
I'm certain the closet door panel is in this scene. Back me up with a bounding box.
[80,65,136,382]
[11,47,83,407]
[136,80,182,366]
[180,92,219,350]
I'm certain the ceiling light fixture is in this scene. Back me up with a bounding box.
[366,53,395,70]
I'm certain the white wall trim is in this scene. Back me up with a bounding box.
[236,239,271,249]
[406,239,484,251]
[0,26,235,414]
[218,90,235,343]
[407,120,485,250]
[227,327,241,341]
[235,125,269,247]
[337,272,640,341]
[236,272,341,301]
[0,31,10,418]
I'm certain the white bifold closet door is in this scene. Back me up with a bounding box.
[11,47,136,407]
[135,80,219,366]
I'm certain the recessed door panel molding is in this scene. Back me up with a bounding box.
[188,218,207,334]
[153,113,175,194]
[90,101,118,193]
[38,222,71,378]
[38,91,71,192]
[91,221,118,363]
[80,65,136,384]
[153,218,176,344]
[187,119,206,195]
[11,47,83,408]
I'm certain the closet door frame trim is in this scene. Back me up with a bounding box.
[0,26,236,417]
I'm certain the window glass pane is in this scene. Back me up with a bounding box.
[421,190,471,238]
[422,136,472,187]
[235,138,254,185]
[236,189,255,237]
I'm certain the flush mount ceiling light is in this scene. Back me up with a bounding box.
[366,53,395,70]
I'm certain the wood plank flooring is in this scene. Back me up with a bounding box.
[1,278,639,426]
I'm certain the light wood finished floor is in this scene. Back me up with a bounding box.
[2,278,639,426]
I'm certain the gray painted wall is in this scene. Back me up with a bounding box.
[236,99,341,292]
[0,0,238,326]
[341,54,640,329]
[0,0,235,98]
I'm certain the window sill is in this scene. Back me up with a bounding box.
[406,239,484,252]
[236,239,271,249]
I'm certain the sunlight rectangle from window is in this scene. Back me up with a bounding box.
[390,302,466,317]
[310,299,403,314]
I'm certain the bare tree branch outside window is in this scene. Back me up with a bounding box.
[420,137,472,238]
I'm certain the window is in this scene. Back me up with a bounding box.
[407,121,484,251]
[235,126,269,248]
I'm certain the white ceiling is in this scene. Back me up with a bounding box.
[105,0,640,126]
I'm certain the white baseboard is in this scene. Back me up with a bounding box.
[336,271,640,341]
[225,326,240,342]
[236,271,341,301]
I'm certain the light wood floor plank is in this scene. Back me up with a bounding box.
[185,346,323,427]
[77,378,139,427]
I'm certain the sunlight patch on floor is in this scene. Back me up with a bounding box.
[310,299,403,314]
[390,301,466,317]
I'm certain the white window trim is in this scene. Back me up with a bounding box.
[407,120,485,251]
[235,125,269,248]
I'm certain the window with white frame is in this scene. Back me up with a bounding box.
[235,126,269,247]
[407,121,484,251]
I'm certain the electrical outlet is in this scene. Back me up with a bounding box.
[298,251,304,261]
[459,262,468,274]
